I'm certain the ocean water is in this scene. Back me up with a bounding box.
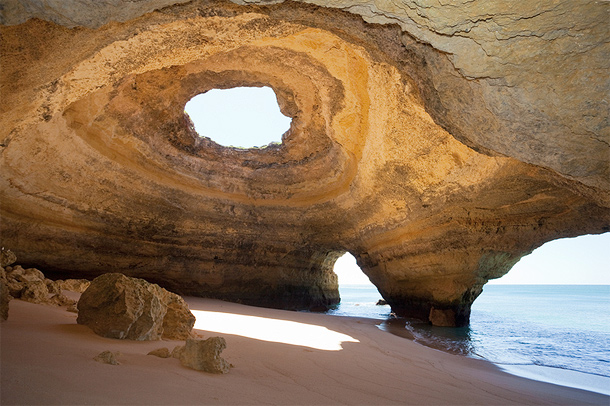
[327,284,610,386]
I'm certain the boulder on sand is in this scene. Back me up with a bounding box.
[77,273,195,340]
[180,337,230,374]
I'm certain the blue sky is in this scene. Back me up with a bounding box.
[185,87,610,286]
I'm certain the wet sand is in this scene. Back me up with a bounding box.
[378,317,610,397]
[1,296,608,405]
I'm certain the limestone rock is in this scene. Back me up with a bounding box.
[1,1,609,328]
[48,293,77,307]
[45,278,61,295]
[429,308,459,328]
[5,279,23,299]
[77,273,167,340]
[2,265,74,307]
[56,279,91,293]
[5,267,25,298]
[161,293,196,340]
[77,273,195,340]
[1,267,10,321]
[179,337,230,374]
[0,249,16,267]
[20,280,50,304]
[171,345,185,359]
[5,265,48,303]
[148,347,171,358]
[93,350,120,365]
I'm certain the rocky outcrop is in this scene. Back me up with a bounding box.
[77,273,195,340]
[1,1,609,326]
[179,337,230,374]
[0,250,87,320]
[3,264,77,308]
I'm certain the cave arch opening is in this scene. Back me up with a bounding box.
[184,86,292,149]
[331,252,391,318]
[487,232,610,285]
[470,233,610,326]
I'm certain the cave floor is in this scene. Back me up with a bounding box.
[1,296,607,405]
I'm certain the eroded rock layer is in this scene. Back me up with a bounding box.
[1,0,609,326]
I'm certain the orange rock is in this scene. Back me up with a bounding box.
[1,1,608,327]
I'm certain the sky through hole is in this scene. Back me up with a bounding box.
[185,86,292,148]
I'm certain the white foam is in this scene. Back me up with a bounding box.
[499,364,610,396]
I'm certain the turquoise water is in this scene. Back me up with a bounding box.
[327,284,610,379]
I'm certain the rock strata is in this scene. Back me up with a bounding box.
[77,273,195,340]
[1,0,609,326]
[180,337,230,374]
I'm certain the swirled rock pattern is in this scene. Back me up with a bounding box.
[1,0,609,326]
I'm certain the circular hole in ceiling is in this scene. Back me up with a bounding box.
[184,86,292,149]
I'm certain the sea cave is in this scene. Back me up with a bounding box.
[1,0,608,330]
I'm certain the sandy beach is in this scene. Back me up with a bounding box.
[1,295,608,405]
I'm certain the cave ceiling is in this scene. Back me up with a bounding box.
[1,0,608,326]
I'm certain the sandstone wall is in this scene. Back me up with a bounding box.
[1,0,608,325]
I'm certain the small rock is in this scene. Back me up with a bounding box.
[180,337,230,374]
[7,265,24,277]
[23,268,45,283]
[0,249,17,267]
[147,347,171,358]
[56,279,91,293]
[171,345,185,359]
[376,299,388,306]
[48,293,76,307]
[45,278,61,295]
[66,303,78,313]
[93,350,120,365]
[1,264,75,309]
[6,278,24,298]
[20,280,50,304]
